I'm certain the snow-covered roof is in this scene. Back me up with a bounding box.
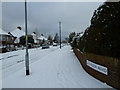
[31,33,36,36]
[0,28,9,35]
[10,29,25,38]
[38,36,47,40]
[79,33,84,37]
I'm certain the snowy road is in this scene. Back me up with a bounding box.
[1,46,60,78]
[2,45,112,88]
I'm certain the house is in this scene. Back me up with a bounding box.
[0,28,13,53]
[37,34,48,46]
[31,32,37,44]
[8,27,25,46]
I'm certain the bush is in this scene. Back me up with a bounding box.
[77,2,120,59]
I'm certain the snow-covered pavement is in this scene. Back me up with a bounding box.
[2,45,112,88]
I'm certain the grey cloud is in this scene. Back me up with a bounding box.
[2,2,103,38]
[0,2,2,28]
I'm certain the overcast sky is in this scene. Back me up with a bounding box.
[2,2,104,38]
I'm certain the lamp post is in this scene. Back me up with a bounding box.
[59,21,61,49]
[25,0,30,75]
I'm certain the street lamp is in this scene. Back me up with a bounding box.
[25,0,30,75]
[59,21,61,49]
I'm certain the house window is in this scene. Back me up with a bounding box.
[0,35,2,41]
[2,35,7,41]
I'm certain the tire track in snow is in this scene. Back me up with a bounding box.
[2,46,60,78]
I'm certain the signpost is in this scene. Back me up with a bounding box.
[87,60,108,75]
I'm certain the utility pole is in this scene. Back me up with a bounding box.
[25,0,30,75]
[59,21,61,49]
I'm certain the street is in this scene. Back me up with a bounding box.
[2,45,111,88]
[1,45,60,78]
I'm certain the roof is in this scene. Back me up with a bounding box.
[10,29,25,38]
[31,32,37,35]
[38,36,47,40]
[0,28,9,35]
[31,33,36,36]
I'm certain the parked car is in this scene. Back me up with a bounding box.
[0,46,7,53]
[42,44,49,49]
[53,42,57,46]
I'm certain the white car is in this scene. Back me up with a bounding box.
[53,42,57,46]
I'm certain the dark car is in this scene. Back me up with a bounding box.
[42,44,49,49]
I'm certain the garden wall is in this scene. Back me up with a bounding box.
[73,47,120,89]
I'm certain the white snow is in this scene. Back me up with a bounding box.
[38,36,47,40]
[31,33,37,43]
[9,28,25,43]
[13,37,20,43]
[10,29,25,38]
[1,45,112,88]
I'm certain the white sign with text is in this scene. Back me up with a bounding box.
[86,60,108,75]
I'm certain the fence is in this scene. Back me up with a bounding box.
[73,47,120,89]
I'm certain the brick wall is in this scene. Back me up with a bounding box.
[73,48,120,89]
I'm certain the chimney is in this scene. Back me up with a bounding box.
[17,26,22,30]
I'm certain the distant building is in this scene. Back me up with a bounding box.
[0,28,13,52]
[0,28,13,45]
[31,32,37,44]
[8,27,25,45]
[37,34,48,46]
